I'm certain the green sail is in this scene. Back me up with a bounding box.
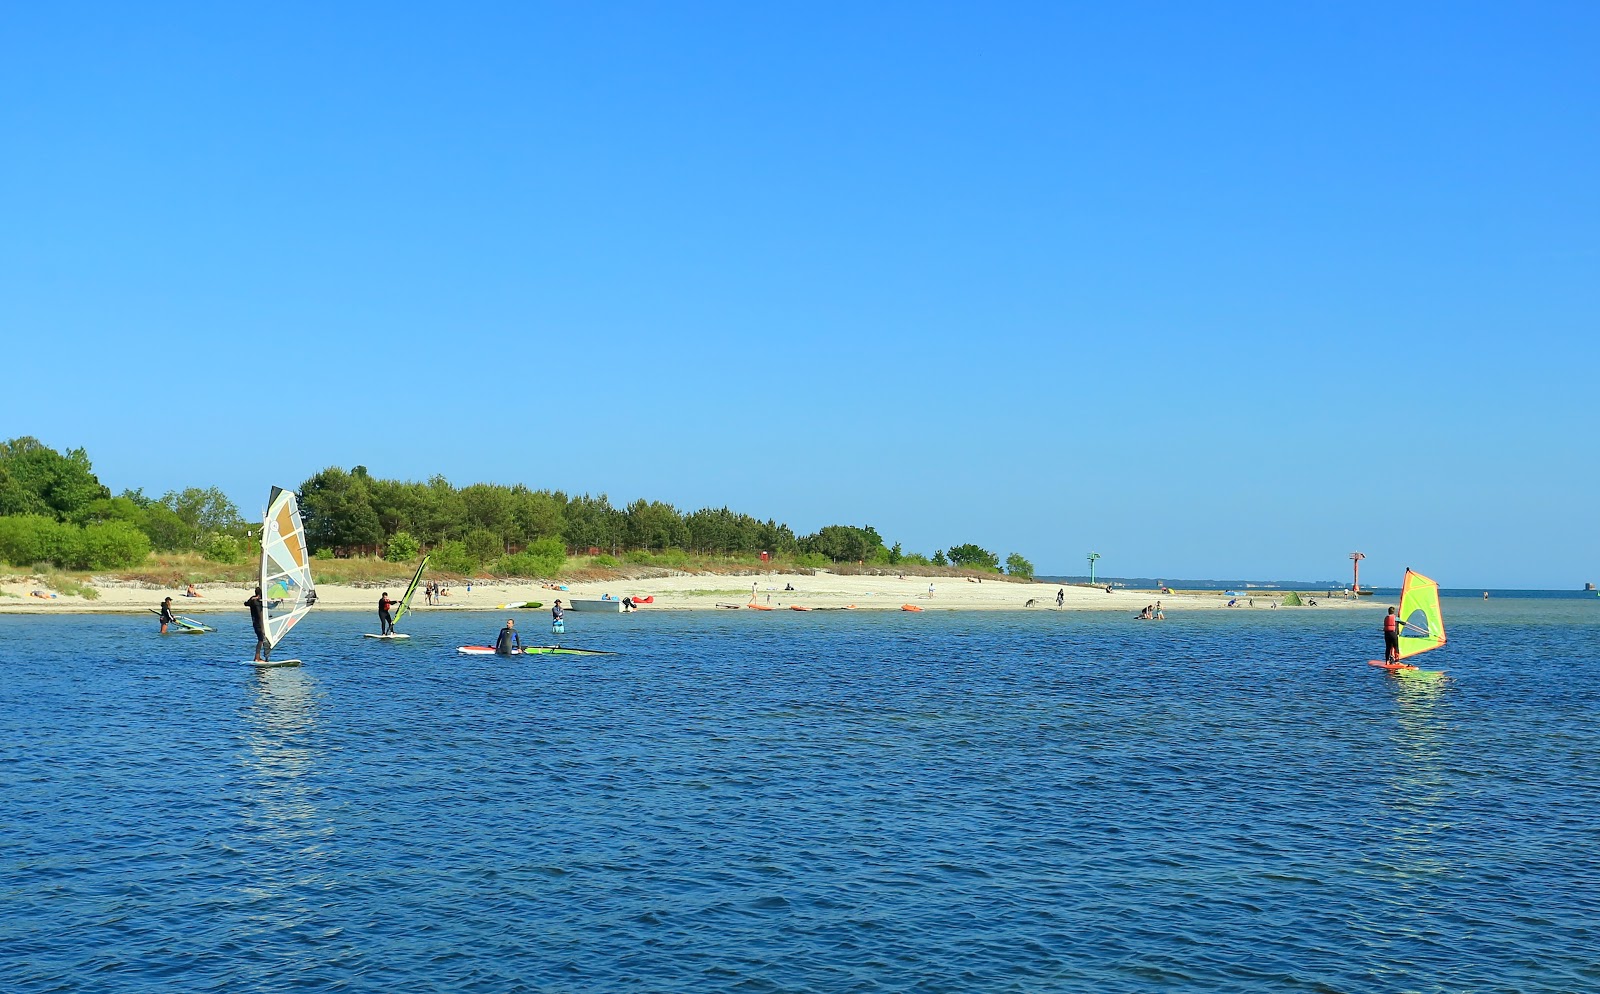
[391,555,430,629]
[1396,569,1447,660]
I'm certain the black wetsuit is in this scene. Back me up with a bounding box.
[495,626,521,656]
[246,594,269,660]
[159,603,176,625]
[378,595,396,635]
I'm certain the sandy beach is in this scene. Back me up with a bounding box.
[1,571,1376,616]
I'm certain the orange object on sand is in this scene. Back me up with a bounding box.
[790,605,810,611]
[901,604,923,612]
[747,602,775,611]
[632,595,654,604]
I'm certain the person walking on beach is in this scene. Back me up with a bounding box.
[495,618,521,656]
[158,596,176,634]
[246,586,269,662]
[377,591,398,635]
[1056,588,1065,609]
[1383,606,1401,663]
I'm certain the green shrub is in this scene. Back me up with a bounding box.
[384,531,421,563]
[430,539,476,575]
[624,550,653,565]
[76,521,152,569]
[0,515,70,566]
[792,552,830,569]
[1281,591,1303,606]
[592,554,618,568]
[313,547,335,560]
[1005,553,1035,579]
[202,534,242,564]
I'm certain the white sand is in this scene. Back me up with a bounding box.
[1,571,1373,616]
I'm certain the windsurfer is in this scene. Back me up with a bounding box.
[495,618,521,656]
[378,591,397,635]
[247,586,269,662]
[158,596,176,634]
[1383,606,1401,663]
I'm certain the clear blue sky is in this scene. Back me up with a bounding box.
[3,3,1596,588]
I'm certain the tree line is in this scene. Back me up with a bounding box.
[0,438,1035,579]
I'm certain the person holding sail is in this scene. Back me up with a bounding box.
[377,591,398,635]
[247,586,269,662]
[1383,606,1402,663]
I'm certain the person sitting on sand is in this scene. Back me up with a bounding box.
[159,596,176,634]
[495,618,521,656]
[185,584,202,598]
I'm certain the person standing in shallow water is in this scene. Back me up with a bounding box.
[1383,606,1402,663]
[246,586,269,662]
[495,618,521,656]
[158,596,176,634]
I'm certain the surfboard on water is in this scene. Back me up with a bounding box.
[366,556,429,639]
[1370,568,1447,677]
[244,658,302,667]
[523,646,618,656]
[458,646,506,655]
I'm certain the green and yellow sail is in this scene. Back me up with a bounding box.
[391,554,430,630]
[1396,568,1446,660]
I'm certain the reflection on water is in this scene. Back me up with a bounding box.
[1379,674,1454,879]
[238,666,328,928]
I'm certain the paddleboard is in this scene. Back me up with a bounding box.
[363,633,412,640]
[1368,660,1444,678]
[244,659,302,668]
[458,646,514,655]
[523,646,618,656]
[496,601,544,610]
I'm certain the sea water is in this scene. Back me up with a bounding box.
[2,602,1596,993]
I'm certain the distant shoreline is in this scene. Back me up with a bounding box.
[2,571,1378,616]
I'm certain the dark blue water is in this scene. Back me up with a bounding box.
[3,603,1597,993]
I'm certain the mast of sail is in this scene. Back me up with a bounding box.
[1395,568,1447,660]
[392,554,429,629]
[260,486,316,650]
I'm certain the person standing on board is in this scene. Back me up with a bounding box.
[377,591,397,635]
[495,618,521,656]
[1383,606,1402,663]
[246,586,269,662]
[158,596,176,634]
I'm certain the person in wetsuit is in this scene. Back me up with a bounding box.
[1383,606,1401,663]
[246,586,269,661]
[495,618,521,656]
[377,591,397,635]
[159,596,176,634]
[551,599,565,633]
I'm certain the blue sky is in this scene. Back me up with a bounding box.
[3,3,1596,587]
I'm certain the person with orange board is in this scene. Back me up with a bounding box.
[1383,606,1401,664]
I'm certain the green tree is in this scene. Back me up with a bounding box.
[0,437,110,519]
[564,494,624,552]
[947,543,1000,571]
[299,466,382,554]
[932,549,948,566]
[1005,552,1035,579]
[802,524,884,563]
[384,531,421,563]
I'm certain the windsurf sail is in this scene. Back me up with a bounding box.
[391,554,429,630]
[261,486,317,652]
[1396,568,1446,661]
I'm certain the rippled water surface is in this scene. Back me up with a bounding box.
[3,602,1598,992]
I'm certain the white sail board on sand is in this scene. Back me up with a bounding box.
[248,486,317,666]
[365,555,430,639]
